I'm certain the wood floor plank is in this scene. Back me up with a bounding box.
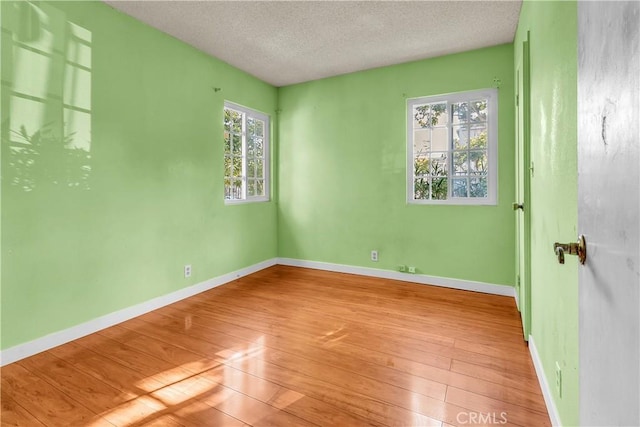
[47,340,167,398]
[169,400,245,427]
[17,351,130,415]
[1,266,549,426]
[450,359,541,394]
[1,363,102,427]
[451,347,538,380]
[0,392,47,426]
[74,332,201,387]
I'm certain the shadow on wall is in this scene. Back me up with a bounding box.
[2,1,92,192]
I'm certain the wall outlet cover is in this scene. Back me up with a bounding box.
[184,265,192,278]
[371,250,378,262]
[555,361,562,398]
[408,266,416,274]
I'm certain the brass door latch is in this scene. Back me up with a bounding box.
[553,235,587,265]
[512,202,524,211]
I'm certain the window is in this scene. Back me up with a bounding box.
[407,88,498,205]
[224,102,270,203]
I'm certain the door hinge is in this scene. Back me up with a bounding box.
[516,94,519,107]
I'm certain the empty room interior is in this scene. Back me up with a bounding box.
[1,1,639,426]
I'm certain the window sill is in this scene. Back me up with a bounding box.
[407,198,497,206]
[224,197,270,205]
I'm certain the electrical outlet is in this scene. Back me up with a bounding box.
[184,264,192,278]
[408,266,416,274]
[371,250,378,262]
[398,265,407,272]
[555,361,562,398]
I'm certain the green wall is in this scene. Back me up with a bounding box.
[277,44,515,287]
[515,1,579,425]
[1,1,278,350]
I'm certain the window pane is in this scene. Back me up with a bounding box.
[256,158,264,179]
[431,177,448,200]
[232,133,241,154]
[433,104,448,126]
[255,136,264,158]
[414,156,430,177]
[452,102,468,124]
[234,179,242,199]
[225,109,242,133]
[413,129,431,154]
[469,125,487,149]
[470,177,488,197]
[413,106,424,128]
[414,177,430,200]
[414,103,447,128]
[247,117,256,136]
[452,178,468,197]
[470,100,487,122]
[247,179,255,197]
[247,158,256,178]
[232,157,242,178]
[256,179,264,196]
[469,150,488,174]
[247,134,255,157]
[224,155,231,177]
[431,127,448,151]
[429,152,448,176]
[255,119,264,137]
[452,125,469,149]
[453,152,468,176]
[226,178,242,200]
[224,131,231,154]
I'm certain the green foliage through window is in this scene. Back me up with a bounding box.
[409,90,495,203]
[223,104,268,201]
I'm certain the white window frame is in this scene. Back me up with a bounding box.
[406,88,498,205]
[223,101,270,204]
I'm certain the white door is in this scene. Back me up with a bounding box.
[578,2,639,425]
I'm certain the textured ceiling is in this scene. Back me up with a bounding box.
[103,1,522,87]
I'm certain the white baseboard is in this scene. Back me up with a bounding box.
[0,258,277,367]
[529,335,562,426]
[277,258,516,297]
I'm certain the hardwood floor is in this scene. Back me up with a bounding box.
[1,266,550,426]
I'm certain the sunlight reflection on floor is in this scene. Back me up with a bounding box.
[91,336,270,426]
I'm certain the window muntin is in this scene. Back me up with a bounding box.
[223,102,269,203]
[407,89,498,205]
